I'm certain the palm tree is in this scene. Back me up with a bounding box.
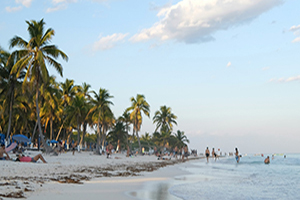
[153,105,177,133]
[66,94,87,145]
[107,121,127,152]
[174,130,189,149]
[0,47,25,140]
[118,111,131,148]
[89,88,114,154]
[126,94,150,154]
[40,76,62,140]
[9,19,68,152]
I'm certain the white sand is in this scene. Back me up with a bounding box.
[0,150,201,199]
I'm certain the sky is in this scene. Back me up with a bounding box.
[0,0,299,154]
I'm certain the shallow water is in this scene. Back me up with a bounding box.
[170,154,300,200]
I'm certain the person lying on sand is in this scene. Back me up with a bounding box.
[16,154,47,163]
[0,144,11,160]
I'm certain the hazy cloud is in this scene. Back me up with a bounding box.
[226,62,232,68]
[131,0,283,44]
[5,6,22,12]
[93,33,128,51]
[5,0,33,12]
[290,24,300,43]
[16,0,33,8]
[269,75,300,83]
[262,67,270,71]
[47,0,77,13]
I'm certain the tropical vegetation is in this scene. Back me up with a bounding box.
[0,19,190,154]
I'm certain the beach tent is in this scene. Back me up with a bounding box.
[12,134,31,143]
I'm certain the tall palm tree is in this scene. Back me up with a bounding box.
[89,88,114,153]
[0,47,25,140]
[9,19,68,152]
[126,94,150,154]
[153,105,177,133]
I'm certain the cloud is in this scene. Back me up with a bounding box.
[5,6,22,12]
[5,0,33,12]
[262,67,270,71]
[131,0,283,44]
[226,62,232,68]
[93,33,128,51]
[290,24,300,43]
[16,0,33,8]
[269,75,300,83]
[47,0,77,13]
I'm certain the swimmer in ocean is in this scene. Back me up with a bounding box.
[264,156,270,164]
[235,147,240,163]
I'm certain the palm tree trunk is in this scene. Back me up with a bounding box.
[6,96,13,140]
[55,123,64,141]
[135,123,142,154]
[36,87,51,153]
[50,117,53,140]
[96,117,101,154]
[77,117,80,145]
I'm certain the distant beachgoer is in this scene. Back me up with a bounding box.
[205,147,210,163]
[264,156,270,164]
[182,145,189,160]
[71,142,76,155]
[174,146,178,159]
[212,148,217,161]
[284,155,286,158]
[0,144,10,160]
[272,154,274,160]
[107,143,113,158]
[16,154,47,163]
[235,148,240,163]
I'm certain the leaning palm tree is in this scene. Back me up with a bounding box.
[153,105,177,133]
[126,94,150,154]
[88,88,114,154]
[9,19,68,152]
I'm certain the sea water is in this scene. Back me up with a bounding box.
[169,154,300,200]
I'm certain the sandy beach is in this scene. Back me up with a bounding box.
[0,150,200,199]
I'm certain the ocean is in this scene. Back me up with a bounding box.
[169,154,300,200]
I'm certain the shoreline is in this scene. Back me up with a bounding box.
[0,151,201,199]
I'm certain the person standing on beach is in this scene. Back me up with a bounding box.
[212,148,217,161]
[235,147,240,163]
[205,147,210,163]
[182,145,189,160]
[174,146,178,159]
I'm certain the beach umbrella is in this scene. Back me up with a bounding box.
[12,134,31,143]
[50,140,58,144]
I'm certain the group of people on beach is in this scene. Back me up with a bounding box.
[205,147,222,163]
